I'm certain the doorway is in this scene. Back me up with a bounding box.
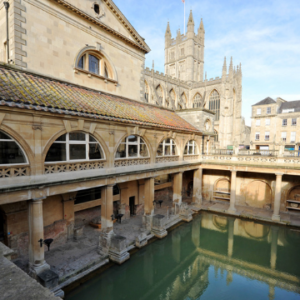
[129,196,135,216]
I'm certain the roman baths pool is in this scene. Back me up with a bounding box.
[65,213,300,300]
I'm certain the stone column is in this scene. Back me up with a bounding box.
[28,197,49,277]
[227,170,237,214]
[227,218,235,258]
[173,171,183,206]
[193,167,203,208]
[270,227,279,270]
[101,184,114,232]
[272,173,283,221]
[144,177,155,215]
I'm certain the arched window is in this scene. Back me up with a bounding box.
[76,50,113,79]
[193,93,202,108]
[115,135,149,159]
[0,131,27,165]
[170,89,176,103]
[157,139,177,156]
[209,90,220,121]
[145,81,149,102]
[181,92,187,104]
[45,132,104,162]
[156,85,163,104]
[214,130,219,142]
[184,140,198,155]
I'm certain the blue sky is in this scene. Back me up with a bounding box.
[114,0,300,125]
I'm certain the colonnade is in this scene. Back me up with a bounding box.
[26,166,283,276]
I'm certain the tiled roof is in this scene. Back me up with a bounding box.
[0,64,200,134]
[278,100,300,113]
[252,97,276,106]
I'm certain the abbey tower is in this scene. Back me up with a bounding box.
[165,11,205,83]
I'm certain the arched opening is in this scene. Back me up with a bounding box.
[169,89,176,104]
[181,92,187,104]
[45,132,105,162]
[184,140,198,155]
[286,185,300,212]
[156,85,163,105]
[76,49,114,80]
[94,3,100,14]
[213,178,230,202]
[115,135,149,159]
[157,139,177,156]
[193,93,202,108]
[144,81,149,102]
[209,90,220,121]
[0,130,27,165]
[245,180,272,209]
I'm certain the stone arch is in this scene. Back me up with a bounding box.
[244,180,272,208]
[42,129,110,164]
[156,84,164,105]
[0,125,34,167]
[286,185,300,210]
[214,178,231,193]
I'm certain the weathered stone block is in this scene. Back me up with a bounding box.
[73,226,84,241]
[151,214,167,239]
[179,203,193,222]
[37,269,59,289]
[109,235,130,264]
[135,233,148,248]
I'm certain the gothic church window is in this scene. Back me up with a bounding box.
[0,131,27,165]
[45,132,105,162]
[156,85,163,104]
[115,135,149,159]
[181,92,187,105]
[209,90,220,121]
[193,93,202,108]
[170,89,176,103]
[144,81,149,102]
[157,139,177,156]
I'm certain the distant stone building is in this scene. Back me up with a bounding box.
[251,97,300,152]
[144,11,250,149]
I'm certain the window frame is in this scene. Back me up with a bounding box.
[291,132,296,143]
[265,119,270,126]
[255,132,260,141]
[256,119,261,126]
[115,135,149,159]
[0,131,28,166]
[256,108,261,115]
[292,118,297,126]
[156,139,177,157]
[209,90,220,121]
[184,140,198,155]
[265,132,270,141]
[282,119,287,126]
[281,132,287,142]
[266,107,271,114]
[45,132,105,163]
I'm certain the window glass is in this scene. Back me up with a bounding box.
[89,55,99,74]
[45,143,66,162]
[282,119,287,126]
[265,132,270,140]
[94,4,100,14]
[257,108,261,115]
[69,132,85,141]
[255,132,260,140]
[267,107,271,114]
[281,132,287,141]
[78,56,84,69]
[184,140,198,155]
[157,139,177,157]
[193,93,202,108]
[256,119,260,126]
[265,119,270,126]
[0,140,27,164]
[69,144,86,160]
[209,90,220,121]
[75,187,101,205]
[292,118,297,126]
[0,132,12,140]
[115,136,148,159]
[291,132,296,142]
[45,133,104,162]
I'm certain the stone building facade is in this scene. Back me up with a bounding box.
[143,11,250,149]
[251,97,300,153]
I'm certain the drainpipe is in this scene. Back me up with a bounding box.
[4,2,10,63]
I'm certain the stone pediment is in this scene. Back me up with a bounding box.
[51,0,150,53]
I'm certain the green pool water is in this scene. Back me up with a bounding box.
[65,212,300,300]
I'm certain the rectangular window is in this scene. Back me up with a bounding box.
[265,132,270,141]
[282,109,294,113]
[291,132,296,143]
[255,132,260,140]
[265,119,270,126]
[256,108,261,115]
[267,107,271,114]
[281,132,287,142]
[282,119,287,126]
[292,118,297,126]
[256,119,260,126]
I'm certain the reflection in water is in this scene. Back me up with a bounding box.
[66,212,300,300]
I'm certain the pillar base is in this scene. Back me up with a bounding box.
[151,214,168,239]
[151,227,168,239]
[109,235,130,265]
[135,233,148,248]
[227,208,236,215]
[272,214,280,222]
[180,213,193,222]
[29,261,50,279]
